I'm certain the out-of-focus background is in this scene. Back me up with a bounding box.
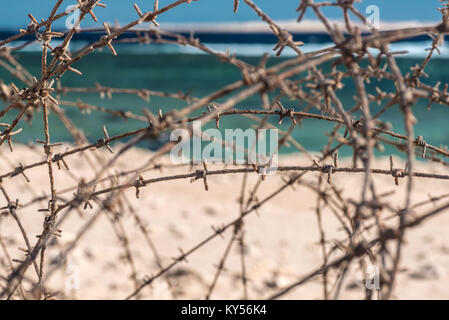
[1,0,449,301]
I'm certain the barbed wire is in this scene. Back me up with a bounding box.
[0,0,448,300]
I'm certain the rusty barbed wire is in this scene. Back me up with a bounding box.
[0,0,448,300]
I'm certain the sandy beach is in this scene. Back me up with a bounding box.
[0,145,448,300]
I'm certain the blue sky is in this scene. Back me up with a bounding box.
[0,0,443,29]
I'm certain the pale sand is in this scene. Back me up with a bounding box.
[0,145,449,299]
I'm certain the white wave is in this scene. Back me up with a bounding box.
[111,41,449,58]
[7,39,449,59]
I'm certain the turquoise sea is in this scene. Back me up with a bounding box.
[0,43,449,157]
